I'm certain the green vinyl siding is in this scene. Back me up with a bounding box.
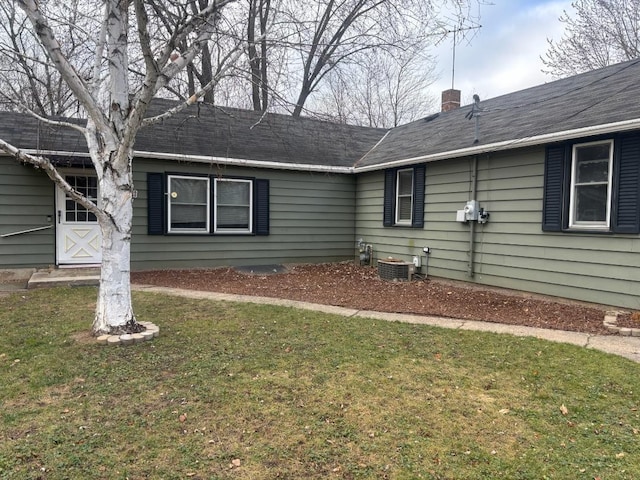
[356,147,640,309]
[0,157,56,267]
[131,159,356,270]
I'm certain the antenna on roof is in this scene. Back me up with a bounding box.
[438,24,482,90]
[465,94,483,144]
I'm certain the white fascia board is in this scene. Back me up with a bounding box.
[134,151,354,174]
[20,149,354,174]
[21,149,88,157]
[353,118,640,173]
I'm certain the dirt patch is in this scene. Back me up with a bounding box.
[131,262,617,335]
[71,331,95,344]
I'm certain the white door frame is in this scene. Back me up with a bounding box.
[55,170,102,266]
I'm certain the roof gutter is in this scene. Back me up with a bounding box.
[134,151,354,173]
[353,117,640,173]
[20,149,355,174]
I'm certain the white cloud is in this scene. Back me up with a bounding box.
[429,1,572,105]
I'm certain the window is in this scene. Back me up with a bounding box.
[214,178,252,233]
[167,175,210,233]
[569,141,613,229]
[383,165,425,228]
[395,169,414,224]
[542,133,640,234]
[65,175,98,222]
[147,173,270,236]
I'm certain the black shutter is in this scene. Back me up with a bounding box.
[383,169,395,227]
[542,145,567,231]
[412,164,426,228]
[147,172,165,235]
[254,179,270,235]
[613,134,640,233]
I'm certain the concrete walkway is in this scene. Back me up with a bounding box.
[3,267,639,363]
[132,284,640,364]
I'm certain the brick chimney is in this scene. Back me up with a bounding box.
[441,89,461,112]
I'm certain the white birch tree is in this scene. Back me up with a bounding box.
[0,0,239,335]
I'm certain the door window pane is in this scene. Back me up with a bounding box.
[64,175,98,223]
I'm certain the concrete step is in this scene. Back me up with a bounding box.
[27,268,100,289]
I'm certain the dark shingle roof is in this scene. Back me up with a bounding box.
[0,100,386,170]
[138,101,387,168]
[357,58,640,169]
[2,59,639,172]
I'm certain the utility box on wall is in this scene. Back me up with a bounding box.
[378,259,414,281]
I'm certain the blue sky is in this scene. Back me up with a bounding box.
[429,0,573,105]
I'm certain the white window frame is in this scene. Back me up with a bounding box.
[167,175,210,234]
[214,178,253,234]
[395,168,414,225]
[569,139,614,230]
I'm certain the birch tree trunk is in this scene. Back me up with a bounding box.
[92,154,138,335]
[0,0,237,336]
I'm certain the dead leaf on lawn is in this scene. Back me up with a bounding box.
[560,404,568,416]
[179,413,187,422]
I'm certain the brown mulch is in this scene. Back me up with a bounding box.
[128,262,637,336]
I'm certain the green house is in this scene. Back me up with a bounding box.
[1,59,639,310]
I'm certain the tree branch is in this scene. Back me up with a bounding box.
[16,0,107,132]
[0,139,100,218]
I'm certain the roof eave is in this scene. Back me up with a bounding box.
[353,117,640,173]
[19,149,355,174]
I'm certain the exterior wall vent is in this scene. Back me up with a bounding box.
[378,259,414,281]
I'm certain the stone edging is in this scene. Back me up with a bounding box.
[604,312,640,337]
[95,321,160,346]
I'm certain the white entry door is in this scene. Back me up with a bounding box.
[56,173,102,265]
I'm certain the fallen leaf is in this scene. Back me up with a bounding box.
[560,404,568,415]
[179,413,187,422]
[616,452,625,458]
[230,458,241,468]
[499,408,510,415]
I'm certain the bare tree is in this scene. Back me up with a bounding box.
[247,0,273,110]
[543,0,640,78]
[0,0,240,336]
[156,0,481,118]
[314,50,436,127]
[283,0,471,117]
[0,1,88,115]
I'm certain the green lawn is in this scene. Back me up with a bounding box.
[1,287,639,479]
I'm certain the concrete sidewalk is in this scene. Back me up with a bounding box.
[132,284,640,364]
